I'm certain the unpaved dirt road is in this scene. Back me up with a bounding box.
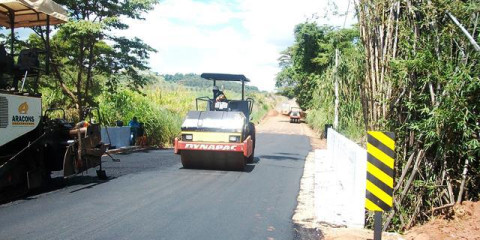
[258,100,325,150]
[0,105,316,240]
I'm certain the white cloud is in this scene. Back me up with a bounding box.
[121,0,356,91]
[152,0,236,26]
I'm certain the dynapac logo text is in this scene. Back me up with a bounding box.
[185,144,237,151]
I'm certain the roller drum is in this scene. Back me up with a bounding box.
[181,150,245,171]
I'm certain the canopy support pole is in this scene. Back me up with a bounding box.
[241,80,245,100]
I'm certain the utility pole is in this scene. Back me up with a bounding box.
[333,0,351,130]
[334,48,339,129]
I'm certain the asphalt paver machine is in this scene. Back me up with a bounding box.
[0,0,107,201]
[174,73,256,171]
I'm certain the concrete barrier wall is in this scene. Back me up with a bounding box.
[100,126,131,148]
[315,128,367,228]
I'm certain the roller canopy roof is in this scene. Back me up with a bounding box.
[201,73,250,82]
[0,0,68,28]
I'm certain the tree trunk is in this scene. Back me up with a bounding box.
[85,35,97,107]
[76,37,86,120]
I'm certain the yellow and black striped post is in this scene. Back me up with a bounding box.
[365,131,395,240]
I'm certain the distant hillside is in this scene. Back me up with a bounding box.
[162,73,260,93]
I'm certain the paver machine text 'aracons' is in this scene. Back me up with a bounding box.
[174,73,256,171]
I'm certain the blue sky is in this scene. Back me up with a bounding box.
[123,0,357,91]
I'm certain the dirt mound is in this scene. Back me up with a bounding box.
[405,201,480,240]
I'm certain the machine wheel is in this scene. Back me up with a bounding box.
[247,122,256,163]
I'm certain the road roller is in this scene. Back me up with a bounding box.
[174,73,256,171]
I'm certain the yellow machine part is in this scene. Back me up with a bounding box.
[182,131,242,143]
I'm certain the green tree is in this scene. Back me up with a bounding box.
[34,0,158,119]
[276,23,328,108]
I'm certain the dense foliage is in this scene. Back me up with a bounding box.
[358,0,480,230]
[278,1,480,231]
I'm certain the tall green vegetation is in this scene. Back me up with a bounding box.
[99,83,191,147]
[279,1,480,231]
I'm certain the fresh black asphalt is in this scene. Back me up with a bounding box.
[0,133,311,240]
